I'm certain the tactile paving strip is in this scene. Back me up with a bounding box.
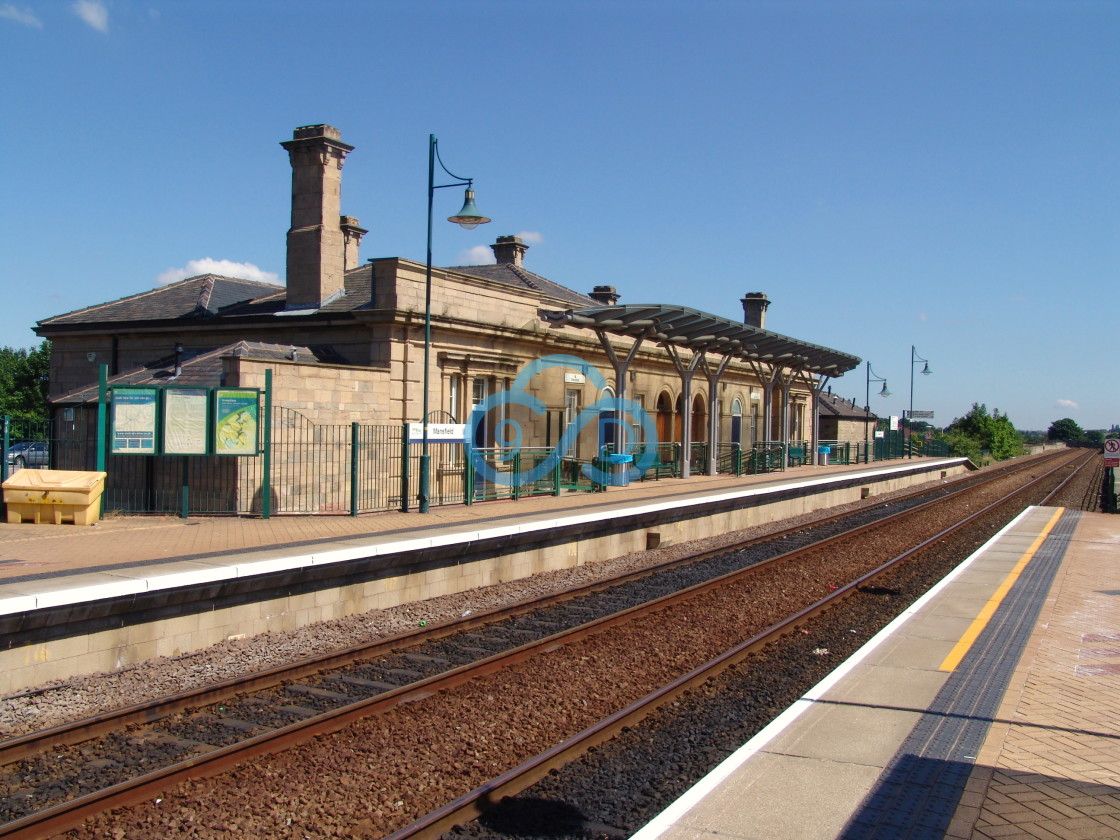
[839,510,1081,840]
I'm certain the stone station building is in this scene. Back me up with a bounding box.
[33,125,861,513]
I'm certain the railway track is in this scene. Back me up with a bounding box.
[0,449,1096,839]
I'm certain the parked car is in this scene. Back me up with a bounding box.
[5,441,49,469]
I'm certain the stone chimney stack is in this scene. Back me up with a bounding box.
[490,235,529,266]
[741,292,770,329]
[588,285,620,305]
[340,216,367,271]
[280,125,354,309]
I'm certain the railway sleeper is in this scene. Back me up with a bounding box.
[285,683,350,703]
[324,674,401,693]
[402,653,453,667]
[382,667,425,681]
[276,705,317,718]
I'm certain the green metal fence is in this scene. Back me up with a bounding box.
[817,440,853,465]
[7,407,942,518]
[873,430,907,461]
[463,447,563,503]
[2,409,407,517]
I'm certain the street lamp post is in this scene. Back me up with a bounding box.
[864,362,890,463]
[419,134,491,513]
[907,345,932,459]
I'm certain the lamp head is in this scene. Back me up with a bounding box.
[921,361,931,376]
[879,382,891,398]
[447,186,491,230]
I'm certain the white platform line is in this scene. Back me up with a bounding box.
[628,504,1036,840]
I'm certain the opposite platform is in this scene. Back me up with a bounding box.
[632,506,1120,840]
[0,458,964,612]
[0,458,968,693]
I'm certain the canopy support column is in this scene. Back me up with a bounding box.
[595,329,647,454]
[798,370,830,464]
[666,344,704,480]
[700,354,733,476]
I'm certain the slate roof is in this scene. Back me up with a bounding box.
[447,263,595,307]
[55,341,344,404]
[39,275,286,326]
[37,260,592,328]
[817,391,877,420]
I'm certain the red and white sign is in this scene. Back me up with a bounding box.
[1105,438,1120,468]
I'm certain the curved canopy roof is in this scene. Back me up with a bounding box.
[541,303,861,376]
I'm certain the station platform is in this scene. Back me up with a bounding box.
[631,506,1120,840]
[0,456,969,694]
[0,457,960,602]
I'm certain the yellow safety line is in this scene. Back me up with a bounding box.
[938,507,1065,672]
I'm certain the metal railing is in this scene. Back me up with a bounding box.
[8,409,952,518]
[816,440,853,465]
[464,447,563,502]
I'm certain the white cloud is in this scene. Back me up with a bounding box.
[72,0,107,32]
[1056,398,1079,410]
[155,258,280,287]
[0,4,42,27]
[456,245,496,265]
[517,231,544,245]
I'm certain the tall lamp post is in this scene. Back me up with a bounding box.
[864,362,890,463]
[419,134,491,513]
[907,345,932,458]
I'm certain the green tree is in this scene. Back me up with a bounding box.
[1085,429,1104,445]
[0,341,51,418]
[942,403,1025,461]
[1047,417,1084,442]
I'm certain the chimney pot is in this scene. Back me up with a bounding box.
[340,215,367,271]
[741,292,770,329]
[588,285,620,305]
[490,235,529,266]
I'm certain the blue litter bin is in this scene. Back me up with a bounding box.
[817,445,831,466]
[606,453,634,486]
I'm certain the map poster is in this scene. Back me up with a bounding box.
[213,389,260,455]
[163,388,210,455]
[111,388,158,455]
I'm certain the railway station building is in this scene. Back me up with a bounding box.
[32,125,862,514]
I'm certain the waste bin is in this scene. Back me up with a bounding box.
[605,453,634,487]
[817,445,831,466]
[3,468,107,525]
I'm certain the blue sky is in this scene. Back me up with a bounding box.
[2,0,1116,431]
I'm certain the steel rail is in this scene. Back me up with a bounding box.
[1039,449,1099,507]
[0,451,1077,839]
[382,453,1083,840]
[2,454,1064,766]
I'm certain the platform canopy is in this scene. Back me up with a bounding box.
[541,303,861,376]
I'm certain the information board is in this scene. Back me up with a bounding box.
[111,387,158,455]
[213,389,260,455]
[163,388,210,455]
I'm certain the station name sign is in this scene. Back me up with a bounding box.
[407,423,467,443]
